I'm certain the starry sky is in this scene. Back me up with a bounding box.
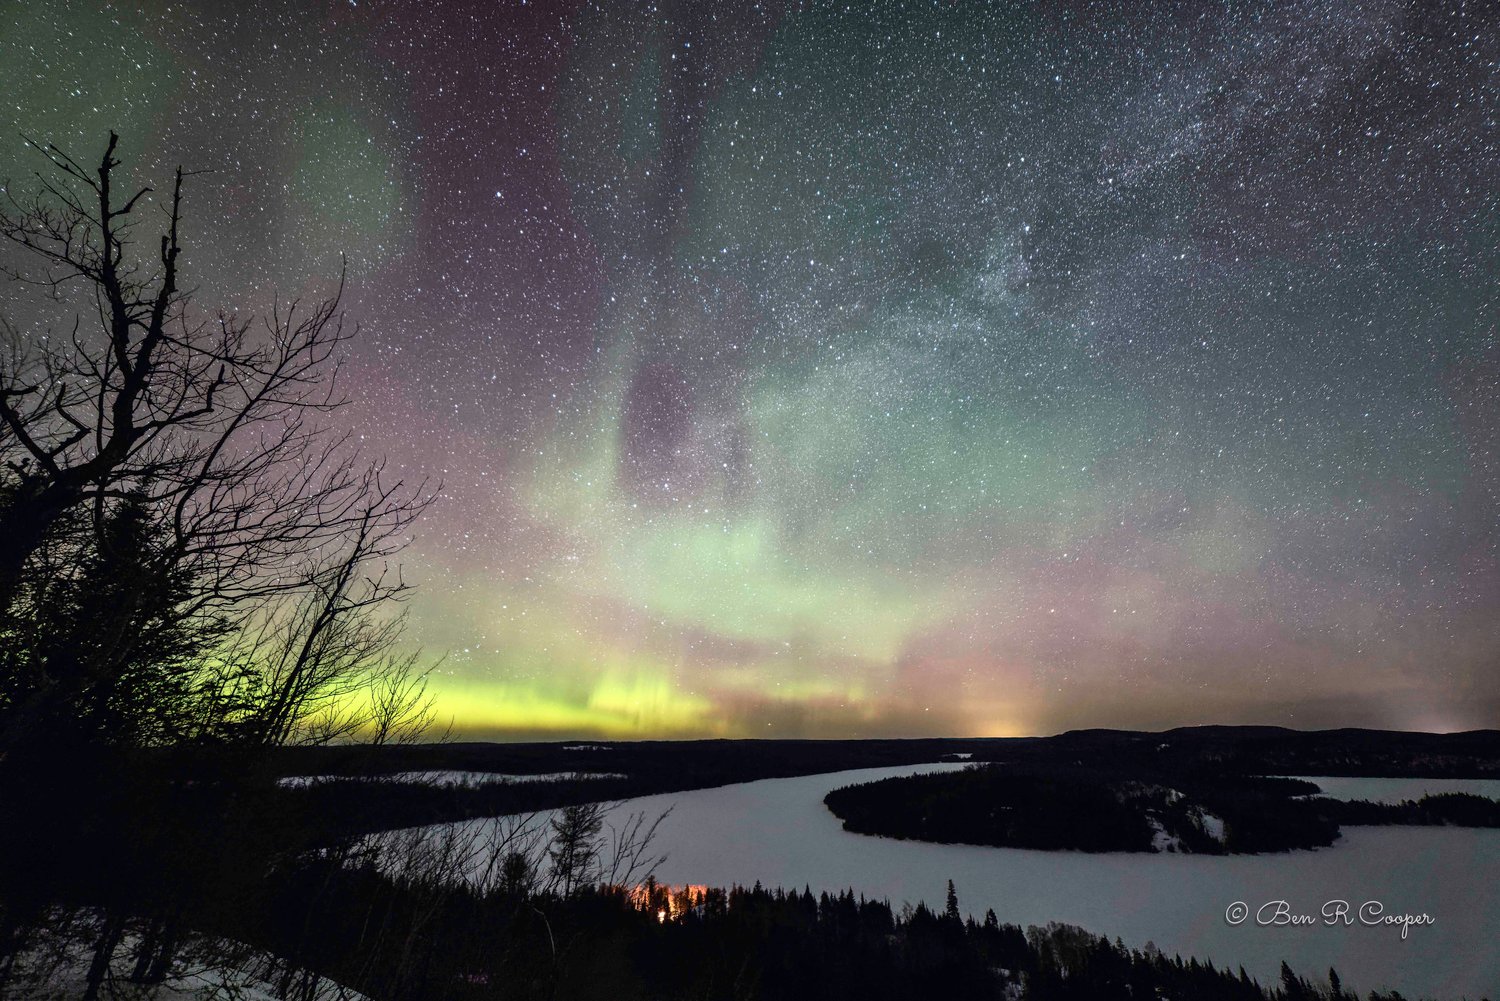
[4,0,1498,739]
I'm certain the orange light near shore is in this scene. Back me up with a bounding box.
[619,882,712,922]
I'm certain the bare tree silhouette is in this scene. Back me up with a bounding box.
[0,131,434,750]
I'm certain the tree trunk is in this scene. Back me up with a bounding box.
[129,918,160,981]
[143,922,179,984]
[0,480,80,617]
[81,911,124,1001]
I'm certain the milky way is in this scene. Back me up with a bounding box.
[4,1,1498,737]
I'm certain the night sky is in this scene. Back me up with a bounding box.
[4,1,1498,738]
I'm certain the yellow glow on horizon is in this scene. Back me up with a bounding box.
[423,671,726,739]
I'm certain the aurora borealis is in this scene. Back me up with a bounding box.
[3,1,1497,739]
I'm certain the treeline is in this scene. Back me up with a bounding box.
[209,872,1411,1001]
[1322,793,1500,828]
[993,728,1500,780]
[268,738,984,838]
[263,729,1500,842]
[825,765,1500,854]
[268,736,979,782]
[270,728,1500,790]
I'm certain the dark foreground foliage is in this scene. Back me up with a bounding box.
[0,852,1448,1001]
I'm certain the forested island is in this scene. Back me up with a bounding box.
[824,763,1500,854]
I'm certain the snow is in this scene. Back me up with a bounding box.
[1148,815,1182,852]
[420,762,1500,1000]
[278,770,626,788]
[21,929,367,1001]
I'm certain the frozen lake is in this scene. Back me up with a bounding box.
[432,763,1500,999]
[1280,774,1500,804]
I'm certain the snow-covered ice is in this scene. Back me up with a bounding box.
[423,762,1500,1000]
